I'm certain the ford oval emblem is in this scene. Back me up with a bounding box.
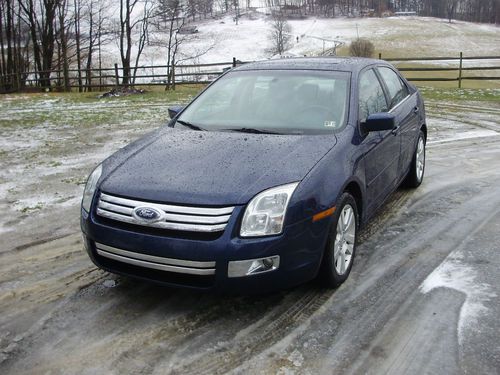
[133,206,163,222]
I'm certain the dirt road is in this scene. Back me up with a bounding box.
[1,98,499,374]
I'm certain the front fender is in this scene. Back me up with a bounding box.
[287,125,366,226]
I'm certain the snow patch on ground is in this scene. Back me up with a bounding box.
[419,251,496,344]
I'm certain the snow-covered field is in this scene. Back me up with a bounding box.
[92,7,500,90]
[103,8,500,66]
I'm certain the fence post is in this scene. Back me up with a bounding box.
[458,52,463,89]
[172,61,176,90]
[379,53,382,60]
[114,64,120,87]
[233,57,237,68]
[99,68,103,91]
[17,72,21,91]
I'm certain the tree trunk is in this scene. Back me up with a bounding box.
[0,1,6,90]
[59,0,70,92]
[85,1,94,92]
[40,1,57,89]
[120,0,133,86]
[496,0,500,24]
[21,0,43,86]
[74,0,83,92]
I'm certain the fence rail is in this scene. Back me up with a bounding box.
[1,53,499,93]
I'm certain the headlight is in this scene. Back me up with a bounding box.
[81,164,102,213]
[240,182,299,237]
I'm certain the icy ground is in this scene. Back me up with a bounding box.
[0,93,500,373]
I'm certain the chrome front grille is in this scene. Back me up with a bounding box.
[96,192,234,232]
[95,242,216,275]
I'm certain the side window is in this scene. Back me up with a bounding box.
[359,69,388,122]
[378,67,409,109]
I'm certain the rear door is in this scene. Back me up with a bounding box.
[377,67,419,179]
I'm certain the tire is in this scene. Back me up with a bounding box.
[319,192,358,288]
[404,130,426,188]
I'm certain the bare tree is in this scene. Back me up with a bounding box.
[55,0,71,91]
[119,0,136,86]
[268,13,292,56]
[73,0,83,91]
[154,0,183,89]
[0,0,22,92]
[151,0,216,90]
[19,0,61,88]
[132,0,154,84]
[73,0,114,91]
[119,0,153,86]
[82,0,109,91]
[85,0,94,90]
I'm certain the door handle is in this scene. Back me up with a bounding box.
[414,106,419,114]
[391,125,400,135]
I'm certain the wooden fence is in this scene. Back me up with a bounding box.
[1,54,499,93]
[380,53,500,88]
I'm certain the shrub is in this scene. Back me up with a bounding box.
[349,38,375,58]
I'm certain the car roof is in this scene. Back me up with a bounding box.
[233,57,388,73]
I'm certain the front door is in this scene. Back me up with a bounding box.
[358,68,400,209]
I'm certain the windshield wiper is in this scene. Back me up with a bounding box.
[223,127,282,135]
[176,120,206,131]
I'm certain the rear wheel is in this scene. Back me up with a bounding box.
[404,130,426,188]
[320,193,358,288]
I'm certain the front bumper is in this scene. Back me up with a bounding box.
[81,204,330,293]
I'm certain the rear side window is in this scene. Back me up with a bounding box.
[378,67,409,109]
[359,69,388,122]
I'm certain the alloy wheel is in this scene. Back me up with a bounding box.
[334,204,356,275]
[416,136,425,182]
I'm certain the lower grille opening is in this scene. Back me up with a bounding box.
[94,251,216,289]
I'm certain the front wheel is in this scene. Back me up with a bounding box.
[319,193,358,288]
[404,130,426,188]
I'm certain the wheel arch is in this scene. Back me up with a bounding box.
[420,123,427,142]
[343,180,363,226]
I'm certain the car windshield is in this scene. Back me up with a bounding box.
[176,70,350,135]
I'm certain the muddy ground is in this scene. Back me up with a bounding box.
[1,95,499,374]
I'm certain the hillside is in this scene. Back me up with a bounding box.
[129,12,500,66]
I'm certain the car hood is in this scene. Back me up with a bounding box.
[100,127,336,206]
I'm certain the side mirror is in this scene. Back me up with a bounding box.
[362,113,396,132]
[168,105,184,119]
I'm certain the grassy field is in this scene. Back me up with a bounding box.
[0,85,204,129]
[0,84,498,131]
[418,86,500,101]
[332,17,500,89]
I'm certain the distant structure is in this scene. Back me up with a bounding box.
[394,11,417,16]
[301,35,344,56]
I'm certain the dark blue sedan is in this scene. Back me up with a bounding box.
[81,57,426,292]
